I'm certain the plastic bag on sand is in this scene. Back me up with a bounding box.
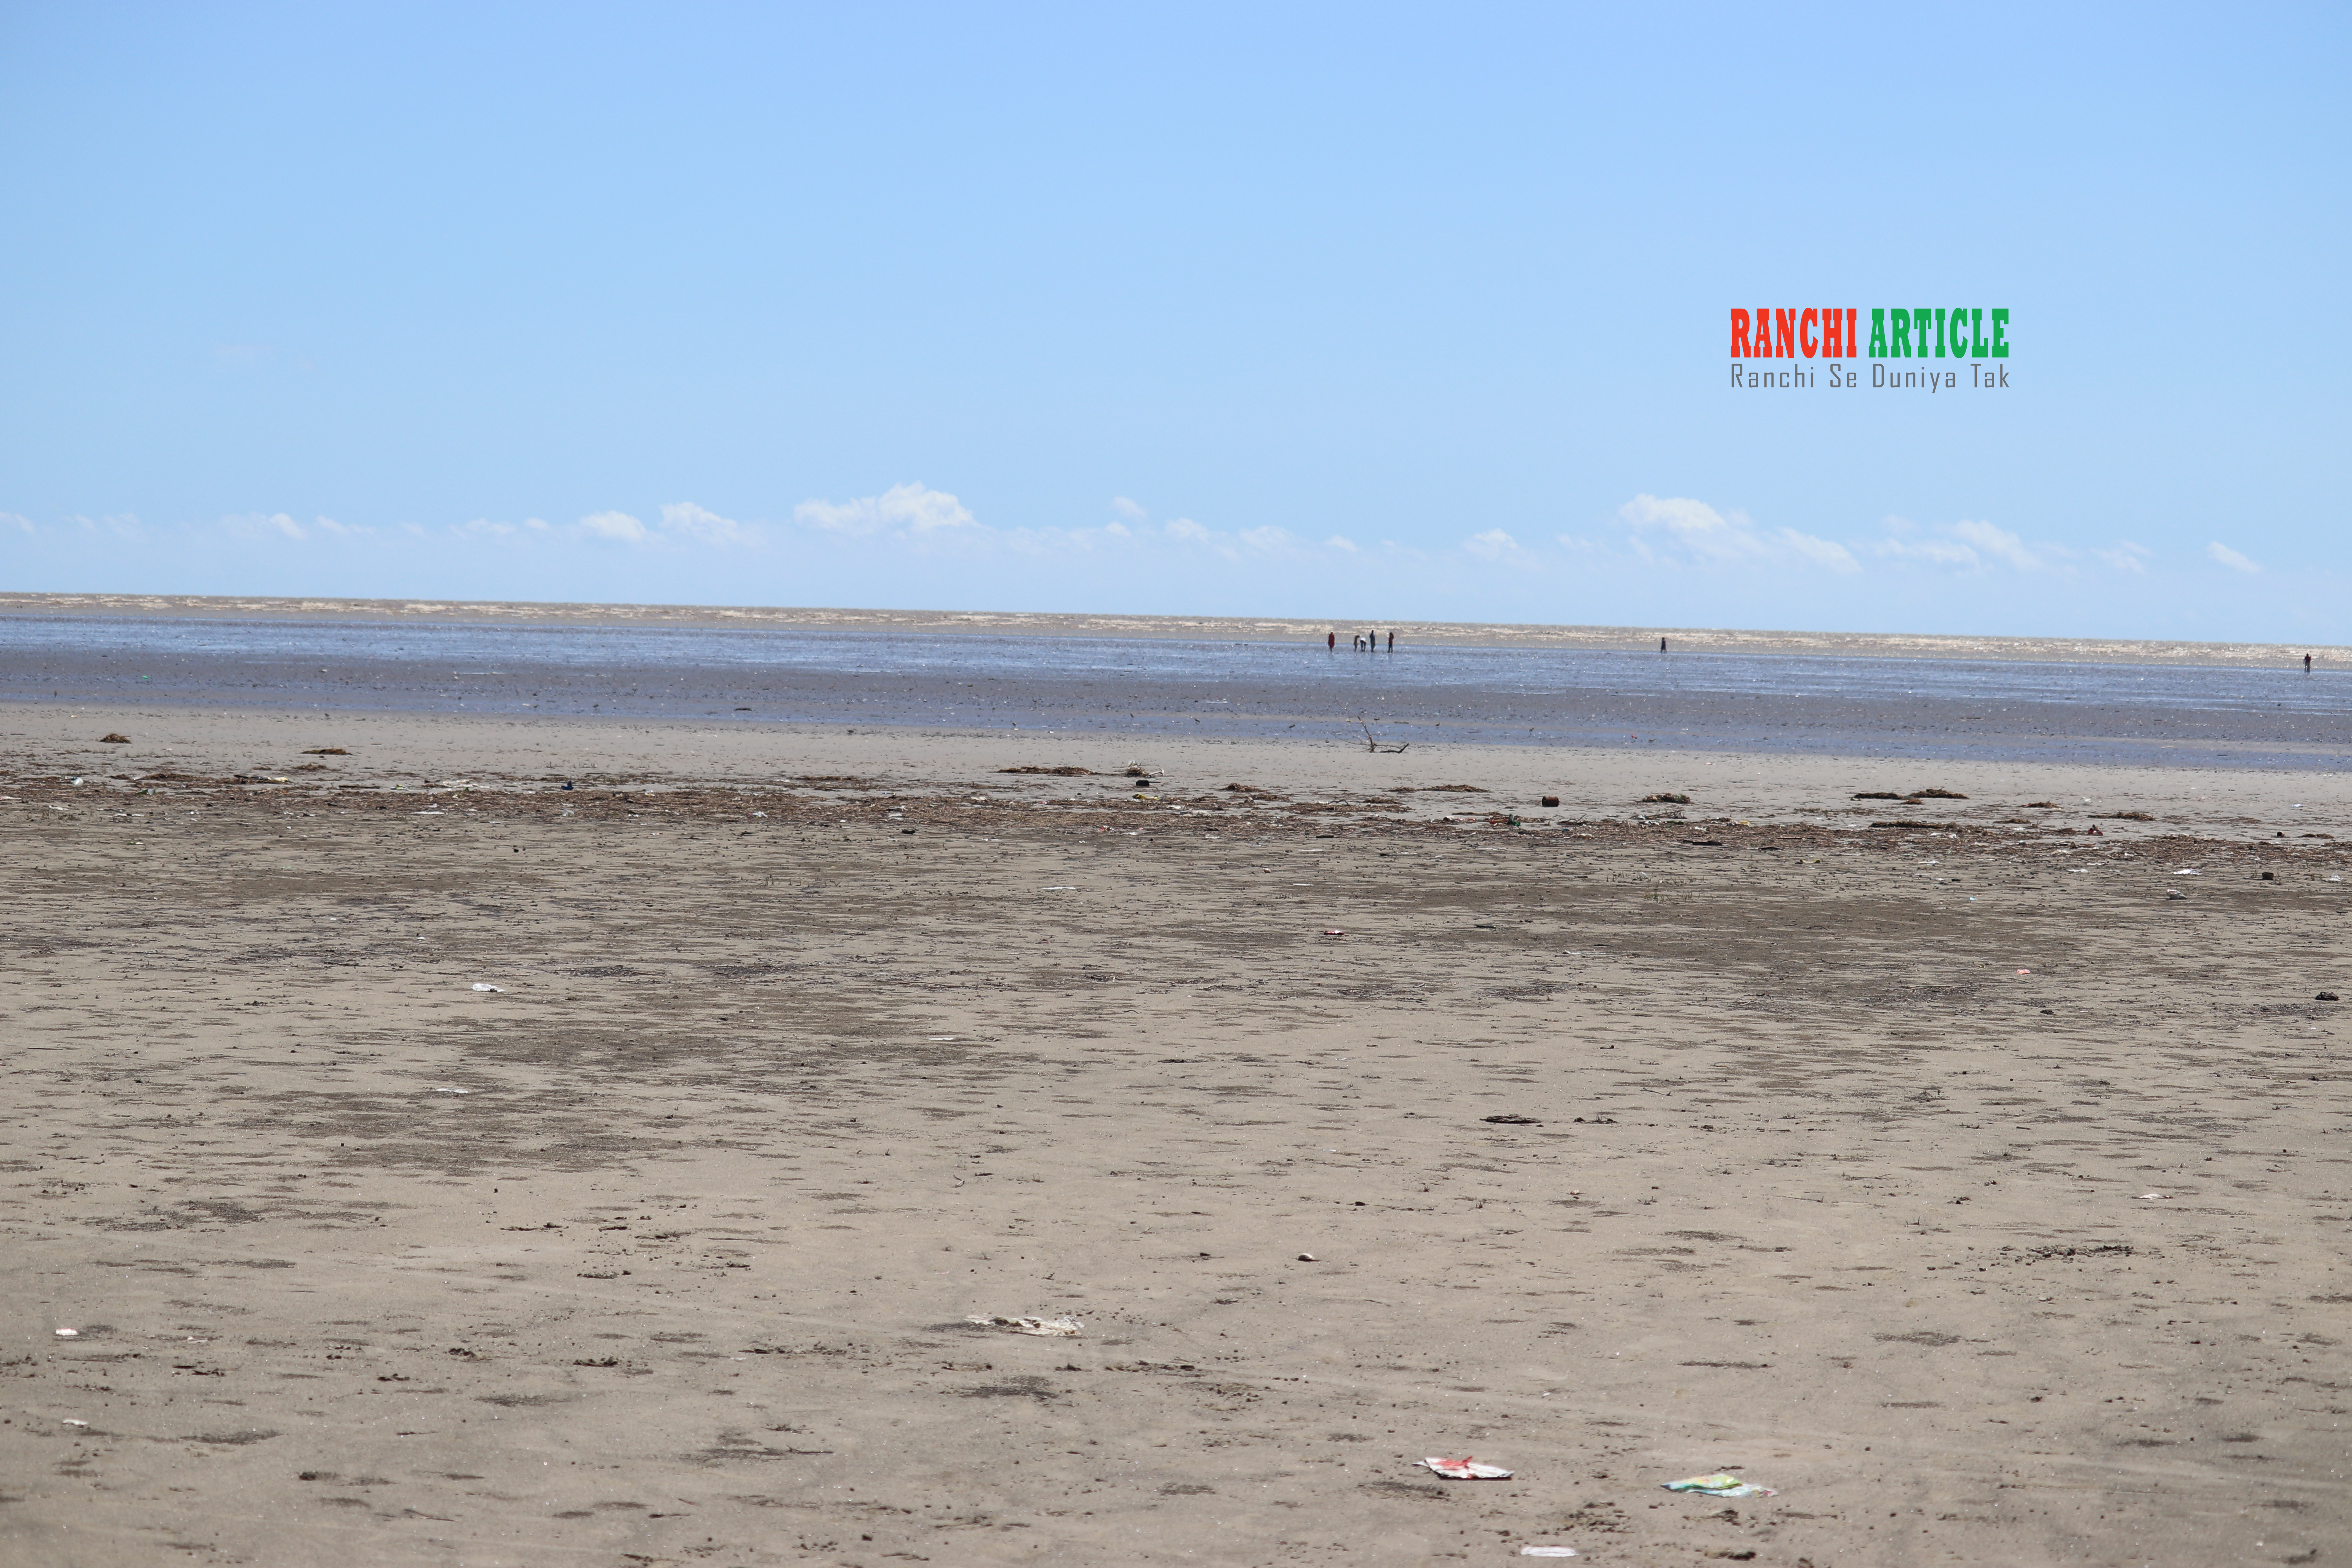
[471,983,505,992]
[1663,1474,1776,1497]
[1519,1549,1577,1559]
[966,1315,1082,1337]
[1422,1456,1512,1479]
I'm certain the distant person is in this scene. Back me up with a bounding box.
[1660,637,1668,652]
[2307,654,2314,674]
[1386,631,1394,652]
[1327,632,1336,651]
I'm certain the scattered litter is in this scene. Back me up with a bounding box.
[2173,868,2200,876]
[2016,968,2031,975]
[1422,1456,1512,1479]
[1540,796,1560,808]
[2138,1192,2168,1200]
[428,1086,472,1095]
[1321,929,1345,937]
[99,733,129,744]
[470,983,504,992]
[301,747,347,755]
[2167,889,2187,900]
[1482,1114,1542,1125]
[966,1314,1082,1337]
[63,1419,88,1426]
[1663,1474,1777,1497]
[2318,992,2341,1002]
[54,1328,79,1338]
[1296,1252,1318,1262]
[1520,1548,1578,1558]
[1045,886,1077,891]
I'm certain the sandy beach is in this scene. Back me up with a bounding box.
[5,707,2349,1567]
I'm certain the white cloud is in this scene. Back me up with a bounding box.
[3,512,33,534]
[1155,517,1244,562]
[1620,494,1766,561]
[509,506,746,547]
[1778,528,1861,573]
[2096,541,2151,573]
[1869,515,2061,573]
[1873,529,1980,567]
[1236,525,1300,554]
[216,512,374,542]
[579,510,650,542]
[659,502,755,546]
[222,511,310,540]
[65,488,1412,573]
[2207,541,2261,573]
[1003,509,1365,565]
[1617,495,1855,572]
[794,481,975,537]
[1463,528,1519,561]
[1952,519,2041,572]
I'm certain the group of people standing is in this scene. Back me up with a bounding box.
[1328,629,1395,652]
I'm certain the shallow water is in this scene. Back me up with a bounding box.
[4,613,2346,769]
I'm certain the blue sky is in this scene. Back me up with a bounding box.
[3,3,2345,641]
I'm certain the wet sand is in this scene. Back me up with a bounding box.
[7,606,2348,771]
[3,589,2339,668]
[4,709,2350,1567]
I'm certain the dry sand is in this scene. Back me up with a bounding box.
[5,708,2350,1567]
